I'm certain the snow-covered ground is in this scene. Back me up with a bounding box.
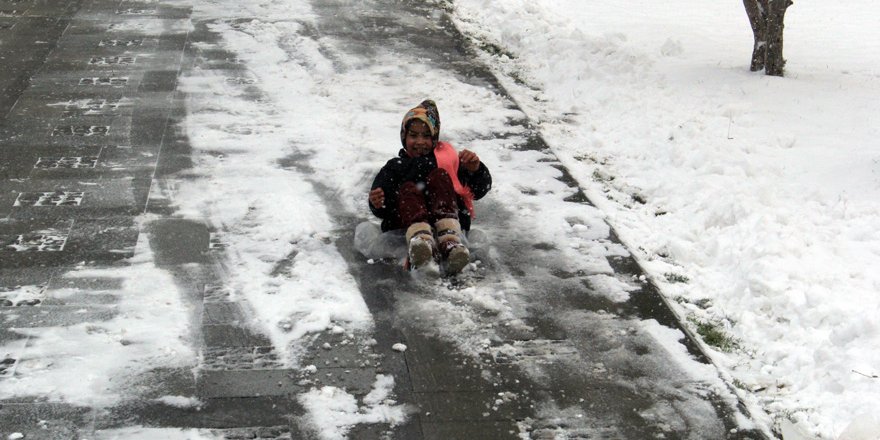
[448,1,880,439]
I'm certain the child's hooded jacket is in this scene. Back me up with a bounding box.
[369,100,492,232]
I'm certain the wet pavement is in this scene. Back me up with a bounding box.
[1,0,771,439]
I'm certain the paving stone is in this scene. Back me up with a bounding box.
[127,367,197,400]
[99,395,302,429]
[0,402,92,440]
[421,420,522,440]
[299,366,380,396]
[146,218,210,265]
[402,332,523,393]
[202,324,272,348]
[205,426,293,440]
[414,390,536,422]
[1,178,141,219]
[202,302,245,325]
[50,272,125,291]
[0,304,116,327]
[0,217,139,268]
[202,346,284,371]
[196,368,300,399]
[0,266,62,290]
[346,420,423,440]
[298,331,380,370]
[20,71,144,98]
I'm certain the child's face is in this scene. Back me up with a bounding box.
[405,120,434,158]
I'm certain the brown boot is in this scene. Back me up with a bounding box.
[405,222,437,269]
[435,218,470,275]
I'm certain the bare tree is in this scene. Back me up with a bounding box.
[743,0,793,76]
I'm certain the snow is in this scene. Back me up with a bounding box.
[154,395,203,409]
[0,0,875,438]
[449,0,880,438]
[299,374,409,440]
[0,231,197,407]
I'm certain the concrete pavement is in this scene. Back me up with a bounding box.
[0,0,771,438]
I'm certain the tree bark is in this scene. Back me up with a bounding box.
[765,0,792,76]
[743,0,767,72]
[743,0,792,76]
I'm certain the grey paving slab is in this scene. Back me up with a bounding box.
[0,142,161,181]
[5,0,79,17]
[21,71,146,98]
[298,331,382,370]
[0,178,142,219]
[146,218,210,265]
[44,49,185,73]
[202,346,284,370]
[414,390,535,422]
[126,367,198,400]
[0,402,92,440]
[302,366,380,396]
[196,368,300,399]
[202,324,272,348]
[421,420,522,440]
[49,272,125,290]
[0,217,138,268]
[401,331,527,393]
[0,304,117,327]
[0,266,60,289]
[202,301,244,325]
[200,426,293,440]
[346,421,423,440]
[98,396,301,430]
[10,94,138,120]
[0,116,132,148]
[0,47,54,63]
[52,33,187,53]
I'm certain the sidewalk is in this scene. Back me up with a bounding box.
[1,0,770,438]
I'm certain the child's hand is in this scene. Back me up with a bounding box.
[459,149,481,173]
[369,187,385,209]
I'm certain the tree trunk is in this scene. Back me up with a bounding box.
[765,0,792,76]
[743,0,767,72]
[743,0,792,76]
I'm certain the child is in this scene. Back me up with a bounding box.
[368,100,492,274]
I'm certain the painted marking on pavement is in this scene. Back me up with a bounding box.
[14,191,85,207]
[88,56,137,65]
[34,156,100,169]
[52,125,109,136]
[2,231,69,252]
[98,38,142,47]
[79,77,129,86]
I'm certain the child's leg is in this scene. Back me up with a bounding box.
[398,181,429,226]
[425,168,458,222]
[399,181,436,268]
[425,169,469,274]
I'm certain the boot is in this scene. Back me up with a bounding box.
[405,222,437,269]
[435,218,469,275]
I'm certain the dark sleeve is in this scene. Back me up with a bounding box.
[460,162,492,200]
[369,154,438,219]
[369,160,397,219]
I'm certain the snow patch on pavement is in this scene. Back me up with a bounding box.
[299,374,409,440]
[0,231,197,407]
